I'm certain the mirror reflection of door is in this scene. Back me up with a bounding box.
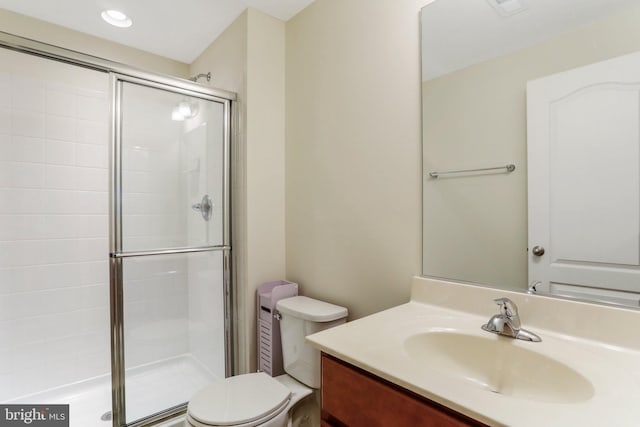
[527,51,640,306]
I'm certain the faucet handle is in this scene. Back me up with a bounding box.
[494,297,518,318]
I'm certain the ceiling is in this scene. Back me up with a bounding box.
[421,0,639,81]
[0,0,316,63]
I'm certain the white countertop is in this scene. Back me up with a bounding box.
[306,276,640,427]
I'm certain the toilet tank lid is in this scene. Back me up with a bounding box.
[276,296,348,322]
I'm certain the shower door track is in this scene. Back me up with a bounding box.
[0,31,237,427]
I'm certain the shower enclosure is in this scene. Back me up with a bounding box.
[0,33,234,427]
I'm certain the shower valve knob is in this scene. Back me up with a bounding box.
[192,194,213,221]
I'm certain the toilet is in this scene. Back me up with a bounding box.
[186,296,348,427]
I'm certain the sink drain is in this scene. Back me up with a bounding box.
[101,411,112,422]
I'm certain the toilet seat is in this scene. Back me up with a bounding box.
[187,373,291,427]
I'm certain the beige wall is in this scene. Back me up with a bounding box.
[244,7,286,371]
[0,9,188,77]
[191,8,286,373]
[422,5,640,290]
[285,0,423,320]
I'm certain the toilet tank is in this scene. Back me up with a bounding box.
[276,296,348,389]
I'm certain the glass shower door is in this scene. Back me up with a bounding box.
[110,78,231,426]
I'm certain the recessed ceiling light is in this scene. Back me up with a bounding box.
[101,9,132,28]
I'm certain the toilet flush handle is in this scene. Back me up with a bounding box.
[273,310,282,321]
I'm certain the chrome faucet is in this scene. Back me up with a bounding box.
[481,298,541,342]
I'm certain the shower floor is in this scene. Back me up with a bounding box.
[8,354,217,427]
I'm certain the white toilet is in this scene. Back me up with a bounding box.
[186,296,348,427]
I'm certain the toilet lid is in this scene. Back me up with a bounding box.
[188,373,291,426]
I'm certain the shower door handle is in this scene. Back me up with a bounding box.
[192,194,213,221]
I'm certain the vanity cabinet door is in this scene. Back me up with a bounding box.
[321,353,486,427]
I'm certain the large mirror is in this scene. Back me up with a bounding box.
[421,0,640,307]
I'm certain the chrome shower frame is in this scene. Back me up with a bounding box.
[0,31,237,427]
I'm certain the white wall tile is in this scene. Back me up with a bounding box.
[76,143,107,168]
[73,261,108,286]
[0,50,111,400]
[42,239,77,265]
[123,215,152,237]
[76,307,109,334]
[123,147,151,171]
[76,167,107,192]
[13,315,50,344]
[75,238,108,262]
[34,215,79,239]
[0,162,44,188]
[74,215,108,238]
[0,73,10,109]
[0,108,10,134]
[11,78,45,113]
[0,266,46,295]
[39,263,83,289]
[44,165,77,190]
[0,189,42,214]
[78,284,108,310]
[123,170,151,194]
[77,120,107,145]
[3,292,41,319]
[0,135,44,163]
[0,320,15,346]
[46,288,80,315]
[75,191,108,214]
[46,88,77,118]
[40,190,76,214]
[0,346,12,374]
[45,115,76,141]
[121,193,152,215]
[0,215,30,240]
[46,312,81,339]
[45,140,75,165]
[77,95,107,122]
[12,111,45,138]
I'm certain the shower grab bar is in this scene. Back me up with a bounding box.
[428,163,515,178]
[111,245,230,258]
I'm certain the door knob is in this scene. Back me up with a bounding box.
[532,246,545,257]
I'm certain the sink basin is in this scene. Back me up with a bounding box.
[404,332,594,404]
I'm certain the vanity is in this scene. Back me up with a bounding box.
[307,276,640,426]
[320,353,484,426]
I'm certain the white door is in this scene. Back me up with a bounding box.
[527,51,640,304]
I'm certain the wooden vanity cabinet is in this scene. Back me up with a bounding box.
[321,353,487,427]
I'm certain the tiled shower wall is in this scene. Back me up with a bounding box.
[0,49,110,400]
